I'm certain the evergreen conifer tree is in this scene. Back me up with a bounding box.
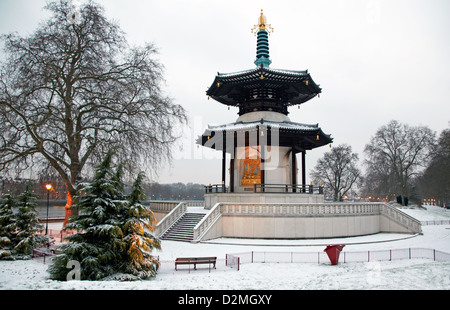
[49,150,127,280]
[49,150,161,281]
[122,172,161,279]
[0,194,16,240]
[13,184,46,256]
[0,194,16,260]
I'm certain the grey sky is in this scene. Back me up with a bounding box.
[1,0,449,185]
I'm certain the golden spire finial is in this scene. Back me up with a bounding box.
[251,9,273,35]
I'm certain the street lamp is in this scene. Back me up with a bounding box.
[45,184,53,235]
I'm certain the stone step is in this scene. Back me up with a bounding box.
[161,212,206,242]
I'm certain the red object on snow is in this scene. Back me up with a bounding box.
[324,244,345,265]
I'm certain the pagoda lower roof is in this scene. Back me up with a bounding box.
[196,119,333,153]
[205,119,318,132]
[206,66,322,107]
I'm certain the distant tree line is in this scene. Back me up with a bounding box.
[0,177,206,203]
[312,120,449,206]
[418,128,450,207]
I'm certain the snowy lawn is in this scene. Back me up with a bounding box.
[1,205,449,290]
[1,255,449,290]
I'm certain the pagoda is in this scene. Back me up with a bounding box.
[197,10,332,205]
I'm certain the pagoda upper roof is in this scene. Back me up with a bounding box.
[206,66,322,111]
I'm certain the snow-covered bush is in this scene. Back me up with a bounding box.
[0,194,15,261]
[0,194,16,242]
[48,150,161,281]
[2,186,48,258]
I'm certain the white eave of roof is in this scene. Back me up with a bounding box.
[217,67,308,78]
[206,120,318,132]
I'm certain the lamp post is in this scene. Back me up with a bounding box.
[45,184,53,235]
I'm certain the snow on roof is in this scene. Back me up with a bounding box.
[216,67,309,79]
[205,119,318,132]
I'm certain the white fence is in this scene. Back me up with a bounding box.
[225,248,450,270]
[421,220,450,226]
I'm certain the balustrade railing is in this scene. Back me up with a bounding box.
[155,202,187,238]
[218,202,381,217]
[379,203,422,233]
[149,200,181,213]
[193,203,222,241]
[149,200,204,212]
[193,202,422,242]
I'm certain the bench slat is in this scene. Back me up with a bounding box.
[175,256,217,271]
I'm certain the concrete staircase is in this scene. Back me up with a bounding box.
[161,213,206,242]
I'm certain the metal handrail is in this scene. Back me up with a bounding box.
[253,184,324,194]
[205,184,228,193]
[204,183,324,194]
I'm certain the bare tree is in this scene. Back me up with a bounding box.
[311,144,361,201]
[363,120,436,205]
[0,0,187,225]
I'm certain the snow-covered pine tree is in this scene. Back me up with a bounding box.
[0,194,16,260]
[122,172,161,279]
[49,150,127,280]
[12,184,46,256]
[0,194,16,240]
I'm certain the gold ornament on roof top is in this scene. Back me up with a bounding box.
[251,9,274,35]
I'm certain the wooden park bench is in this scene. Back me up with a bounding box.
[175,256,217,272]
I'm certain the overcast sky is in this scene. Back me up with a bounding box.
[1,0,449,185]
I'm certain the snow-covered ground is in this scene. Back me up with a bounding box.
[1,205,449,290]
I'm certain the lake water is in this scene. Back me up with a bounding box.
[36,205,66,219]
[34,201,67,219]
[33,200,152,219]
